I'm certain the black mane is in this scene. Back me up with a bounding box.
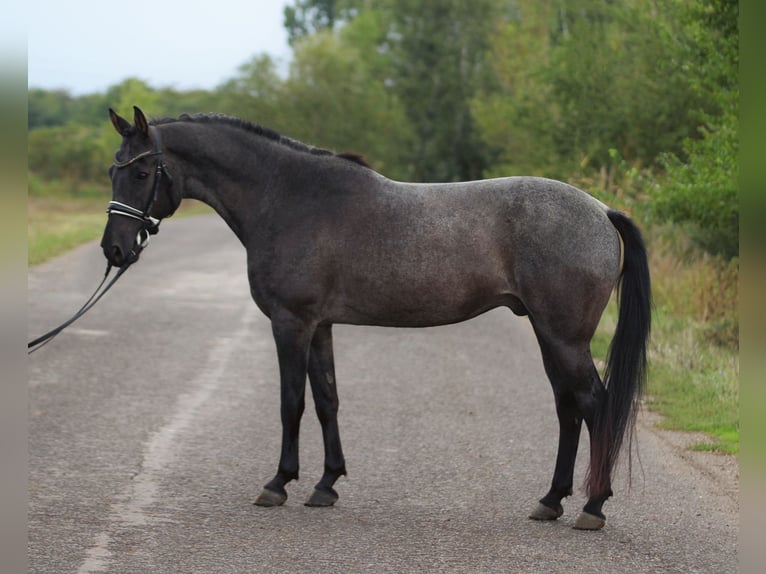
[152,113,371,168]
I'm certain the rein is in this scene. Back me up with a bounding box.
[28,263,131,353]
[28,125,172,354]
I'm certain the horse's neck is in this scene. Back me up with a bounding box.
[178,171,253,244]
[167,129,270,244]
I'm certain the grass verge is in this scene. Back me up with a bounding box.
[646,310,739,454]
[28,195,108,265]
[592,277,739,454]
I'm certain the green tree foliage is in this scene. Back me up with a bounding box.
[28,79,164,188]
[545,0,697,170]
[29,89,107,128]
[284,0,340,45]
[651,0,738,258]
[282,0,499,181]
[218,24,414,180]
[283,0,369,45]
[383,0,500,181]
[283,29,415,179]
[654,96,738,259]
[216,54,288,127]
[472,0,703,178]
[470,1,558,177]
[28,89,74,128]
[28,125,111,184]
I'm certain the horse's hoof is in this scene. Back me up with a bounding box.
[573,511,606,530]
[529,502,563,521]
[305,486,338,507]
[254,487,287,507]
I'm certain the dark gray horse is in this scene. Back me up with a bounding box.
[102,107,650,530]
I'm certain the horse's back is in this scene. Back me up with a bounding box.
[375,175,620,285]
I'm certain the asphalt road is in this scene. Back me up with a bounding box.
[28,215,738,573]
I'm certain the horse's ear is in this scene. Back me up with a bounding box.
[133,106,150,137]
[109,108,132,136]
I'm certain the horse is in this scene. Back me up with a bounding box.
[101,106,651,530]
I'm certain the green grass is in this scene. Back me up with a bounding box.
[28,195,109,265]
[646,311,739,453]
[592,301,739,454]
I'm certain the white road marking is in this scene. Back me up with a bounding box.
[68,328,110,337]
[77,306,257,574]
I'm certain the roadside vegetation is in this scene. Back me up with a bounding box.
[29,0,738,452]
[591,240,738,454]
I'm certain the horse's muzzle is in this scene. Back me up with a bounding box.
[101,221,150,268]
[104,243,127,268]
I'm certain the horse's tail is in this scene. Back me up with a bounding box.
[587,209,652,498]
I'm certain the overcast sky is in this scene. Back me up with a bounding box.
[27,0,292,95]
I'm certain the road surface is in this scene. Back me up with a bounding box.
[28,215,738,573]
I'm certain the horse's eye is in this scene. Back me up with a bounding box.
[136,172,149,180]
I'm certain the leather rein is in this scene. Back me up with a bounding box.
[28,126,172,353]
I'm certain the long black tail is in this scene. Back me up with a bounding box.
[588,209,652,498]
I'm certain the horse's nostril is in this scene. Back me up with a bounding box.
[110,245,124,266]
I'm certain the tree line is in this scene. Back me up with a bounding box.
[29,0,738,259]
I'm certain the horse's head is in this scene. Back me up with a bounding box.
[101,106,180,267]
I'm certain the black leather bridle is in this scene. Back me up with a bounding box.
[107,125,173,240]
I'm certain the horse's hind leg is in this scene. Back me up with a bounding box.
[529,331,608,529]
[305,324,347,507]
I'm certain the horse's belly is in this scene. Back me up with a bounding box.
[333,266,514,327]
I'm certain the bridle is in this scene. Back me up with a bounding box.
[28,125,174,354]
[107,124,173,243]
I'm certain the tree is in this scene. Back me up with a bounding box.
[105,78,159,118]
[284,0,375,45]
[216,27,414,180]
[29,79,163,192]
[282,0,507,182]
[651,0,739,259]
[282,29,415,179]
[216,54,288,128]
[472,0,704,179]
[471,1,559,177]
[28,124,113,185]
[28,89,74,129]
[384,0,501,182]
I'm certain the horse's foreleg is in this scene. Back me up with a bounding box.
[305,324,347,507]
[254,311,314,507]
[530,392,582,521]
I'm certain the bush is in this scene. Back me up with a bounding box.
[651,93,738,259]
